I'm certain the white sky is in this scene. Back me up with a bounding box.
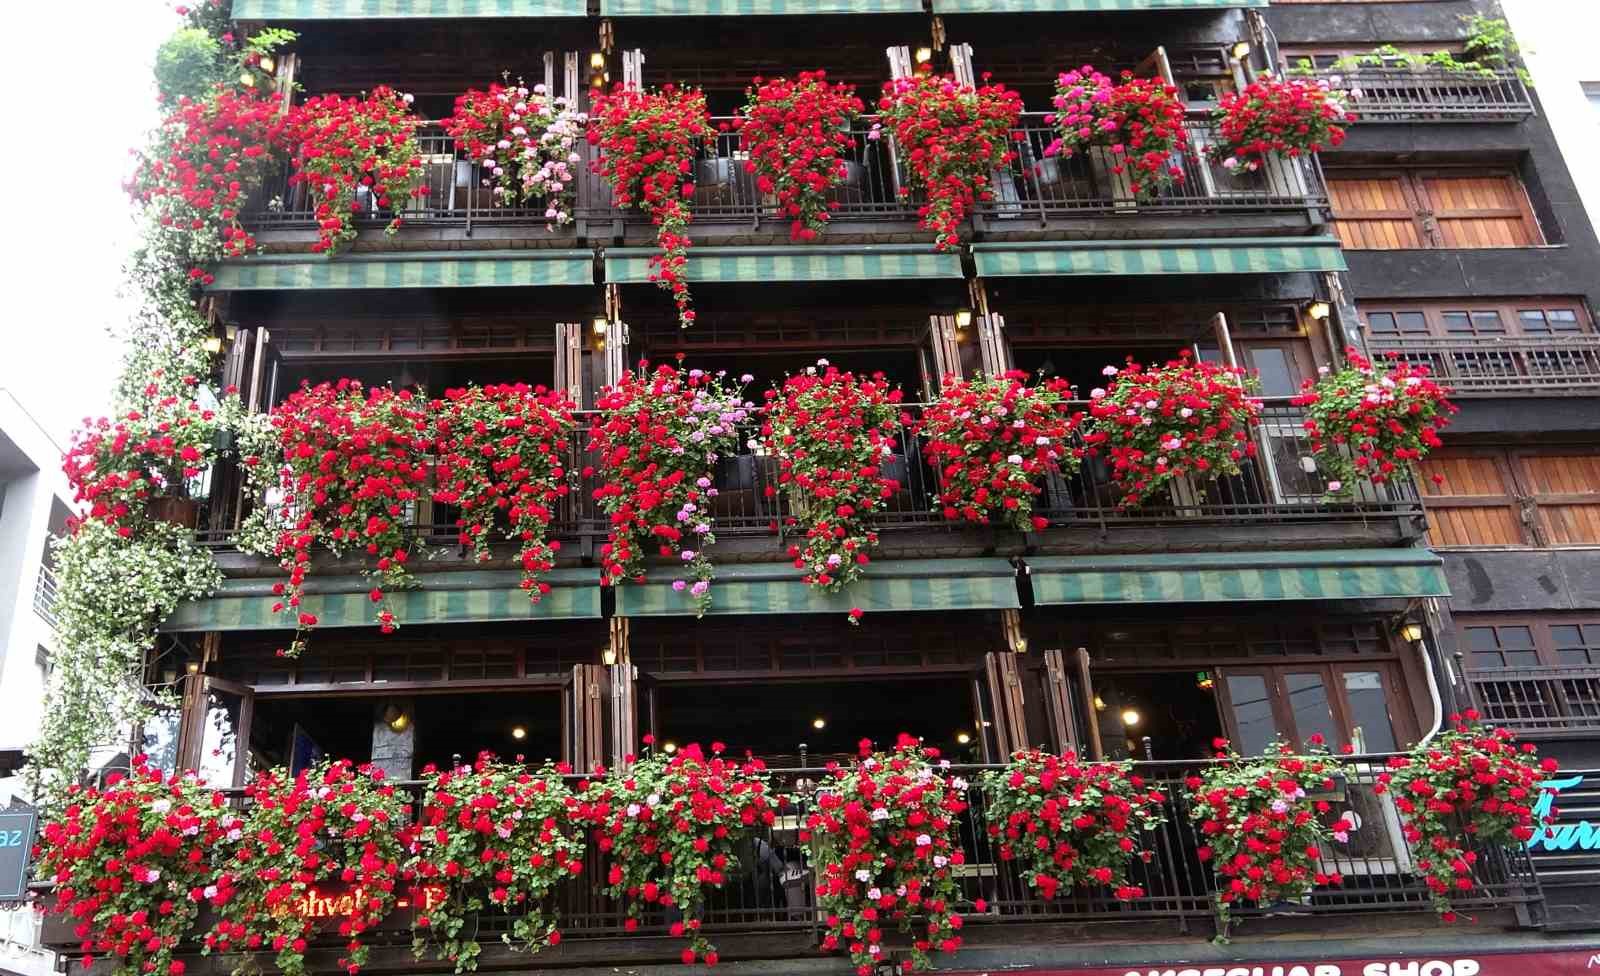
[0,1,172,445]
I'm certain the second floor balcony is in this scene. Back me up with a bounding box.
[1366,334,1600,397]
[1466,663,1600,738]
[240,114,1329,251]
[1296,65,1535,123]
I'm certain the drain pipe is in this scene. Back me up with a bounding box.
[1412,596,1457,747]
[1414,632,1445,747]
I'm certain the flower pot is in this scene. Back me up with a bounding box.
[1088,146,1139,212]
[147,496,200,529]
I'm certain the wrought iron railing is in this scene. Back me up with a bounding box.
[1466,664,1600,736]
[193,398,1424,548]
[240,114,1326,237]
[1366,334,1600,395]
[1301,66,1534,122]
[33,565,58,628]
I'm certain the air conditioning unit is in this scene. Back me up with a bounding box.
[1318,763,1414,876]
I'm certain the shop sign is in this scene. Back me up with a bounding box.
[1529,775,1600,852]
[965,951,1600,976]
[0,810,35,901]
[289,883,447,922]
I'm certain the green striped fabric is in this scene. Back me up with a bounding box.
[932,0,1264,12]
[600,0,921,14]
[206,250,595,290]
[615,559,1020,616]
[161,569,601,632]
[234,0,587,17]
[973,237,1346,278]
[1027,550,1448,606]
[604,245,962,284]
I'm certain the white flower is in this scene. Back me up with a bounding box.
[816,358,830,367]
[402,92,415,104]
[626,803,642,817]
[647,793,661,806]
[952,777,968,790]
[146,868,162,881]
[1318,365,1331,375]
[1222,156,1239,171]
[855,869,873,882]
[1145,399,1159,410]
[933,855,949,868]
[496,825,513,839]
[870,807,890,821]
[1035,436,1050,446]
[226,827,242,841]
[867,887,882,900]
[916,833,933,846]
[1103,365,1119,377]
[1007,454,1025,465]
[1327,480,1343,492]
[151,799,171,813]
[203,884,218,899]
[1179,407,1193,419]
[1090,388,1106,399]
[869,946,882,956]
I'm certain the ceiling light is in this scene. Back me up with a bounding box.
[1093,695,1106,712]
[1120,708,1141,728]
[812,717,826,730]
[662,741,678,754]
[383,704,410,733]
[955,731,972,745]
[511,725,527,740]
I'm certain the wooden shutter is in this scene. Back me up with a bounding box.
[925,315,964,389]
[950,43,976,88]
[980,651,1028,760]
[977,313,1012,375]
[554,322,584,401]
[1516,453,1600,545]
[1039,648,1080,754]
[1327,172,1428,250]
[567,664,608,773]
[1416,171,1543,248]
[1418,452,1527,546]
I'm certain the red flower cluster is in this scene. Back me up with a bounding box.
[764,363,905,608]
[410,755,585,967]
[588,86,713,328]
[734,71,864,242]
[1048,67,1188,200]
[1212,73,1352,172]
[1083,354,1261,506]
[1293,349,1455,497]
[279,86,426,254]
[64,372,227,536]
[980,749,1167,901]
[204,761,408,976]
[432,384,574,600]
[129,86,282,272]
[1375,714,1558,920]
[587,363,751,613]
[802,735,968,975]
[1185,738,1346,915]
[256,380,432,656]
[878,74,1022,251]
[922,371,1082,532]
[36,759,226,976]
[579,742,776,965]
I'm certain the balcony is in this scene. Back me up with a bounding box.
[1365,335,1600,396]
[36,757,1544,967]
[1302,66,1535,123]
[1466,664,1600,737]
[241,115,1329,251]
[193,399,1424,563]
[32,565,57,629]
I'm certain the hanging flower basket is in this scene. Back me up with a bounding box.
[734,71,864,242]
[1210,73,1353,175]
[1046,67,1188,203]
[444,81,586,226]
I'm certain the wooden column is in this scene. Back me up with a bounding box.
[1075,647,1104,760]
[554,322,585,402]
[971,278,1012,375]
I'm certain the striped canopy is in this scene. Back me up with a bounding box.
[206,250,595,290]
[604,245,962,284]
[1027,550,1448,606]
[234,0,587,17]
[974,238,1347,278]
[600,0,922,14]
[614,559,1020,617]
[932,0,1264,12]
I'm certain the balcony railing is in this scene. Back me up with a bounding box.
[1466,664,1600,736]
[193,399,1423,549]
[1302,66,1534,122]
[1366,334,1600,396]
[38,756,1543,962]
[32,565,58,629]
[241,114,1326,241]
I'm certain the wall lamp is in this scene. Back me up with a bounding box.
[1307,300,1332,321]
[1231,41,1252,61]
[914,46,934,65]
[953,307,974,330]
[201,335,224,354]
[382,703,411,733]
[258,54,277,75]
[592,315,610,337]
[1399,621,1425,644]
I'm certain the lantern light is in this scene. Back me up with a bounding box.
[592,315,609,336]
[202,335,223,354]
[953,307,974,330]
[914,46,934,64]
[662,741,678,754]
[511,725,527,741]
[1400,622,1425,644]
[1307,300,1331,321]
[1231,41,1252,60]
[590,52,606,70]
[259,54,276,75]
[955,731,972,745]
[812,717,826,730]
[1120,708,1141,728]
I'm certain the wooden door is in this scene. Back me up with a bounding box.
[1327,172,1429,249]
[1416,451,1529,547]
[176,675,255,786]
[1514,452,1600,545]
[1414,171,1543,247]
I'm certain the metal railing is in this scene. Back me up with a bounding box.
[33,565,58,628]
[1301,66,1534,122]
[1466,664,1600,736]
[1366,335,1600,395]
[193,398,1423,549]
[241,115,1326,237]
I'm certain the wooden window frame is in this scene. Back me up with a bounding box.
[1326,166,1545,250]
[1457,614,1600,669]
[1361,298,1593,339]
[1421,447,1600,548]
[1214,662,1414,752]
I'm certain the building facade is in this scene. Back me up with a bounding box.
[38,0,1600,974]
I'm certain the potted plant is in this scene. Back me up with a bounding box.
[802,735,969,974]
[579,740,776,966]
[980,749,1168,901]
[586,362,753,615]
[762,361,905,616]
[587,86,714,329]
[877,73,1023,251]
[921,371,1082,533]
[432,384,575,605]
[734,71,865,242]
[279,86,428,255]
[1292,349,1454,499]
[410,756,586,969]
[1082,354,1261,508]
[444,81,586,227]
[1208,73,1351,196]
[1375,714,1559,920]
[1047,67,1188,207]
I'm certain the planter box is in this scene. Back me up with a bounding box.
[147,496,200,530]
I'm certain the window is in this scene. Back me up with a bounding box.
[1461,616,1600,669]
[1420,449,1600,547]
[1361,299,1591,339]
[1218,664,1407,752]
[1584,82,1600,124]
[1327,168,1545,249]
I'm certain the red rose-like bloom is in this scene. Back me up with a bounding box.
[734,71,864,242]
[1047,67,1188,201]
[1211,73,1353,171]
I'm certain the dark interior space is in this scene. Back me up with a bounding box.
[1010,342,1192,394]
[249,697,379,771]
[1089,670,1224,762]
[413,691,565,770]
[653,677,982,766]
[275,354,558,406]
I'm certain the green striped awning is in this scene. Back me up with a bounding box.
[604,245,962,284]
[206,250,595,290]
[615,559,1020,617]
[932,0,1264,11]
[160,569,601,632]
[1027,550,1448,606]
[600,0,921,14]
[233,0,587,17]
[974,237,1346,278]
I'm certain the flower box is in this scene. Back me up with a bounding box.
[146,495,200,529]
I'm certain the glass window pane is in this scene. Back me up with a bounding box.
[1558,647,1595,665]
[1226,674,1280,755]
[199,690,245,786]
[1471,311,1506,334]
[1341,671,1399,753]
[1248,347,1297,397]
[1551,624,1582,646]
[1549,309,1582,333]
[1465,627,1502,668]
[1367,312,1397,334]
[1285,672,1338,749]
[1442,312,1473,333]
[1498,626,1535,650]
[1518,310,1551,334]
[1396,312,1429,333]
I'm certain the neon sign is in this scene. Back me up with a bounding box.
[289,884,447,921]
[1526,775,1600,852]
